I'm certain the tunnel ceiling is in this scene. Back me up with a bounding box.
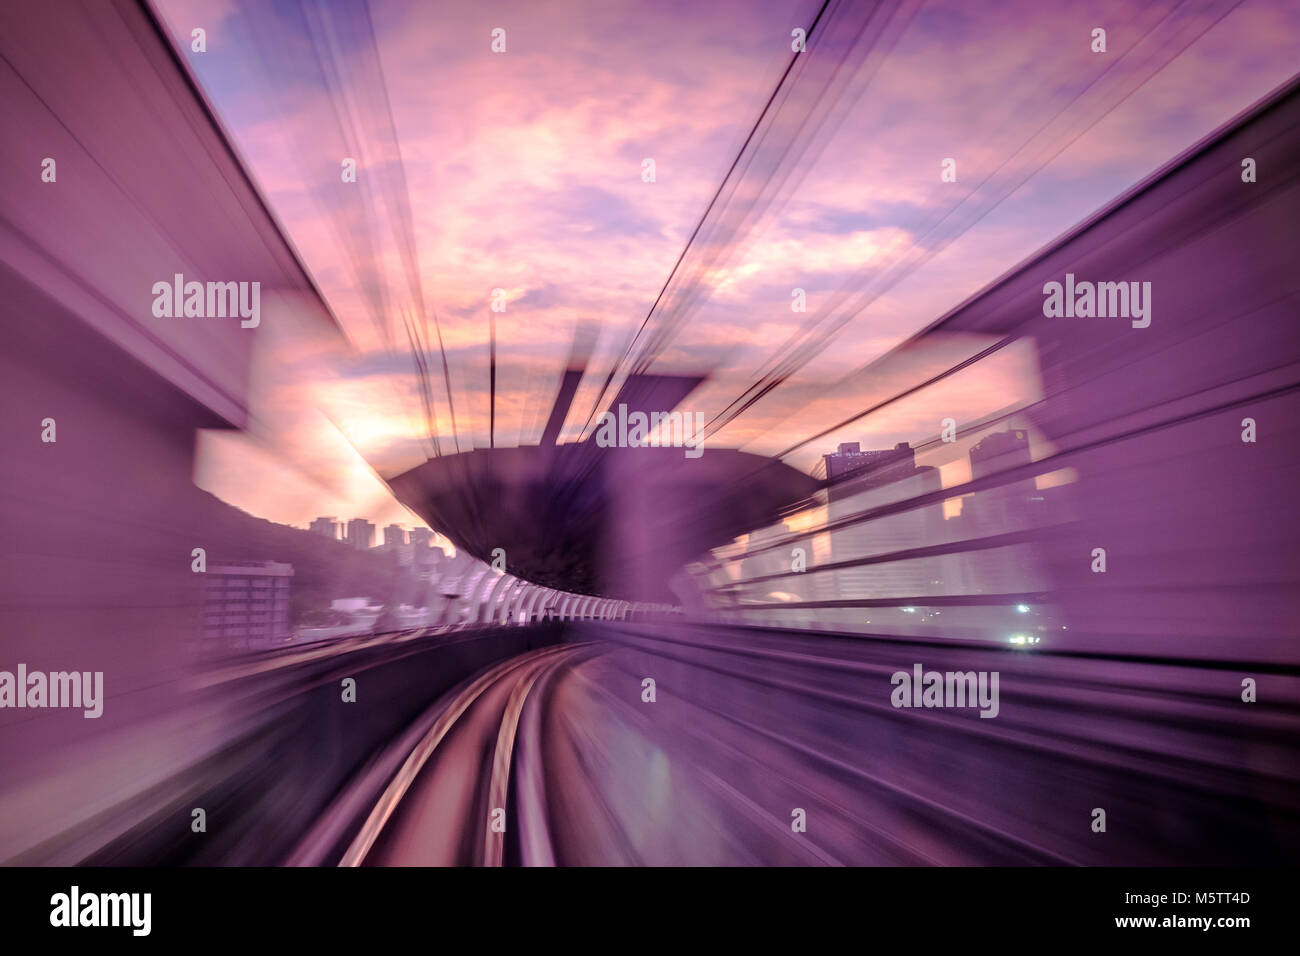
[387,441,819,604]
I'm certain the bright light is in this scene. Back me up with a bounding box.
[901,607,916,613]
[1016,604,1030,613]
[1009,635,1027,645]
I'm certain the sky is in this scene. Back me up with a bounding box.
[150,0,1300,533]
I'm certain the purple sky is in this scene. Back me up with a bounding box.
[151,0,1300,534]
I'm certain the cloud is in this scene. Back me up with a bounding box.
[157,0,1300,529]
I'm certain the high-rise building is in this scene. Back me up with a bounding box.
[309,516,338,540]
[408,527,434,549]
[383,524,408,547]
[345,518,375,551]
[813,441,916,483]
[737,523,794,599]
[966,430,1036,532]
[199,561,293,653]
[959,429,1042,595]
[970,429,1032,480]
[815,442,945,618]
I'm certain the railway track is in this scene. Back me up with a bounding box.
[334,643,596,866]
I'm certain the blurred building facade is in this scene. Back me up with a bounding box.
[200,561,294,653]
[309,516,339,539]
[812,442,945,628]
[0,0,342,863]
[345,518,374,551]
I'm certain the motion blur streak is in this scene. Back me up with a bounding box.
[0,0,1297,866]
[337,644,591,867]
